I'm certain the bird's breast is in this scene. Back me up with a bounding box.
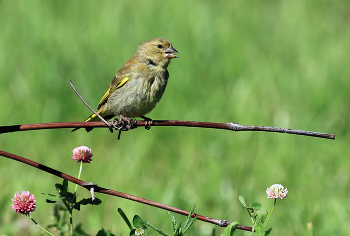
[107,69,169,118]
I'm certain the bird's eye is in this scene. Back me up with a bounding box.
[157,44,163,49]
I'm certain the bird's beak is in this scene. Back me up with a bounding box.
[164,46,179,59]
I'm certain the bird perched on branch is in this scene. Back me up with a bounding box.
[73,37,179,132]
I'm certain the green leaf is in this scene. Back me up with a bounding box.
[260,211,268,224]
[118,208,134,231]
[264,227,272,236]
[96,227,115,236]
[220,221,239,236]
[41,192,57,197]
[182,215,198,234]
[254,210,262,222]
[254,223,265,236]
[182,203,198,233]
[77,197,102,206]
[62,179,68,195]
[43,193,58,203]
[239,196,247,208]
[133,215,147,229]
[168,212,177,229]
[55,183,64,194]
[74,223,90,236]
[46,198,58,203]
[182,216,198,233]
[143,221,168,236]
[129,229,136,236]
[73,195,98,211]
[183,204,196,227]
[62,192,75,204]
[73,202,81,211]
[250,202,262,210]
[175,222,182,234]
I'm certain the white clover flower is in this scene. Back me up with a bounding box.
[266,184,288,200]
[135,228,145,236]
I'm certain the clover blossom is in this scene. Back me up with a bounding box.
[266,184,288,200]
[11,191,36,215]
[72,146,93,163]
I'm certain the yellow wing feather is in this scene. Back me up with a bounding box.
[97,77,130,109]
[83,76,130,123]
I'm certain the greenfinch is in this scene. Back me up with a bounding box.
[73,37,179,132]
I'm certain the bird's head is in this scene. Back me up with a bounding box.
[137,37,179,67]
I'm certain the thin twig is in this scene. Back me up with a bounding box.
[0,121,335,139]
[69,80,112,130]
[0,149,252,232]
[65,80,335,139]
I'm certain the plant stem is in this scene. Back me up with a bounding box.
[74,161,83,193]
[70,161,83,235]
[264,198,277,227]
[70,212,73,236]
[29,214,54,236]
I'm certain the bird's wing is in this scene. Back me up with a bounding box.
[97,76,130,109]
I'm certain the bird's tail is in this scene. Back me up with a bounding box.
[71,112,102,132]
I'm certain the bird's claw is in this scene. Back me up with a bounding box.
[141,116,153,130]
[144,120,153,130]
[112,115,137,131]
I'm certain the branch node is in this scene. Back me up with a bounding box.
[82,182,97,201]
[219,220,229,227]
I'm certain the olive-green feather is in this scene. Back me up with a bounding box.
[97,76,129,109]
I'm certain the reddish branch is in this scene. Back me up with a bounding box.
[0,81,334,231]
[0,120,335,140]
[0,149,252,232]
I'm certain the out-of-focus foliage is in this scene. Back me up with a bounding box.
[0,1,349,235]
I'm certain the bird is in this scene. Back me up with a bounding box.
[73,37,179,132]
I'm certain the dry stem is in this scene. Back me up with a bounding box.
[0,149,252,232]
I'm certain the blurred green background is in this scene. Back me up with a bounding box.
[0,1,349,235]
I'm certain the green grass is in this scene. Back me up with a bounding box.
[0,0,349,235]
